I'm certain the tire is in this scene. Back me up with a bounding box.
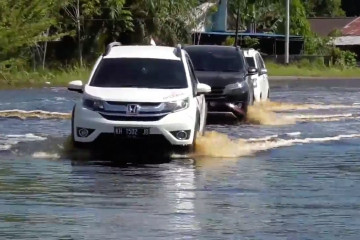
[71,106,76,143]
[267,89,270,99]
[241,90,254,116]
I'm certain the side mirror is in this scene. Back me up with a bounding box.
[68,80,84,93]
[197,83,211,95]
[260,68,268,75]
[247,67,258,75]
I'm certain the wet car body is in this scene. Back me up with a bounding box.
[184,45,255,118]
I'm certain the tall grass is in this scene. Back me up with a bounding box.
[1,61,360,89]
[0,66,91,89]
[266,61,360,78]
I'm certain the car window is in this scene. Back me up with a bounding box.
[245,57,256,68]
[185,55,198,96]
[90,58,188,89]
[259,54,266,68]
[186,49,245,72]
[256,53,265,69]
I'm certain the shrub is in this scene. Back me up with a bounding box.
[223,36,235,46]
[296,58,312,68]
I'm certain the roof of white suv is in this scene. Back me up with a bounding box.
[104,45,181,60]
[242,48,258,57]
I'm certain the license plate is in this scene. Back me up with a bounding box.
[114,127,150,137]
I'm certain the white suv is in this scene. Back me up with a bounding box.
[68,43,210,151]
[243,49,270,102]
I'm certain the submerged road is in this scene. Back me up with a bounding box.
[0,79,360,239]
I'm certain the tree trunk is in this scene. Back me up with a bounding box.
[42,28,50,70]
[77,0,83,66]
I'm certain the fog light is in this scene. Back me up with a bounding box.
[77,128,94,138]
[176,131,188,140]
[171,130,191,140]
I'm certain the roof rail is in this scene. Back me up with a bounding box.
[174,44,183,59]
[103,42,122,56]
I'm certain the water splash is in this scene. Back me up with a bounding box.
[194,131,360,158]
[246,103,296,125]
[32,152,61,159]
[245,101,360,125]
[253,101,360,112]
[0,110,71,120]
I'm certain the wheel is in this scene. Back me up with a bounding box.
[71,106,76,143]
[176,114,200,154]
[241,90,254,115]
[267,89,270,99]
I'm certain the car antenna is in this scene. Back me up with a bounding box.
[175,44,183,60]
[103,42,122,56]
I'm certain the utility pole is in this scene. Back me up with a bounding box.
[234,1,240,47]
[285,0,290,64]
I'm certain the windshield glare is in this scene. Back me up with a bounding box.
[90,58,188,89]
[186,49,244,72]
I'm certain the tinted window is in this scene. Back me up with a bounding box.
[186,49,244,72]
[246,57,256,68]
[91,58,188,89]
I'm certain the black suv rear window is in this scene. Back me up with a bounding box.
[186,48,244,72]
[90,58,188,88]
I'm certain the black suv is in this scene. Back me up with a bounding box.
[184,45,256,119]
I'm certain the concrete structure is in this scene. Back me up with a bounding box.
[212,0,228,32]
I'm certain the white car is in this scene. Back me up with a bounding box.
[243,49,270,102]
[68,43,211,152]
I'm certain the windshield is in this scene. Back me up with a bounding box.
[186,49,245,72]
[246,57,256,68]
[90,58,188,88]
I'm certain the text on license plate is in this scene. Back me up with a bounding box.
[114,127,150,136]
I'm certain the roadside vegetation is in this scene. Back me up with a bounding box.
[1,0,360,88]
[266,62,360,78]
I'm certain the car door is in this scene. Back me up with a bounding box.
[257,54,269,100]
[186,55,206,131]
[255,53,266,100]
[245,53,260,102]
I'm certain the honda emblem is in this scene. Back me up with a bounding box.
[127,104,140,115]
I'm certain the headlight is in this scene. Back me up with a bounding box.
[83,98,105,111]
[163,98,190,112]
[225,81,247,90]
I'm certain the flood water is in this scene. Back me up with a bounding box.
[0,79,360,239]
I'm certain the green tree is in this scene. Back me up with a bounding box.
[127,0,199,45]
[303,0,345,16]
[62,0,132,65]
[0,0,66,70]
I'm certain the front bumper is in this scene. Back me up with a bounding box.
[73,104,196,146]
[206,84,250,112]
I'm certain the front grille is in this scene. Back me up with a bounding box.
[100,114,166,122]
[106,101,160,107]
[206,87,226,100]
[210,87,225,94]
